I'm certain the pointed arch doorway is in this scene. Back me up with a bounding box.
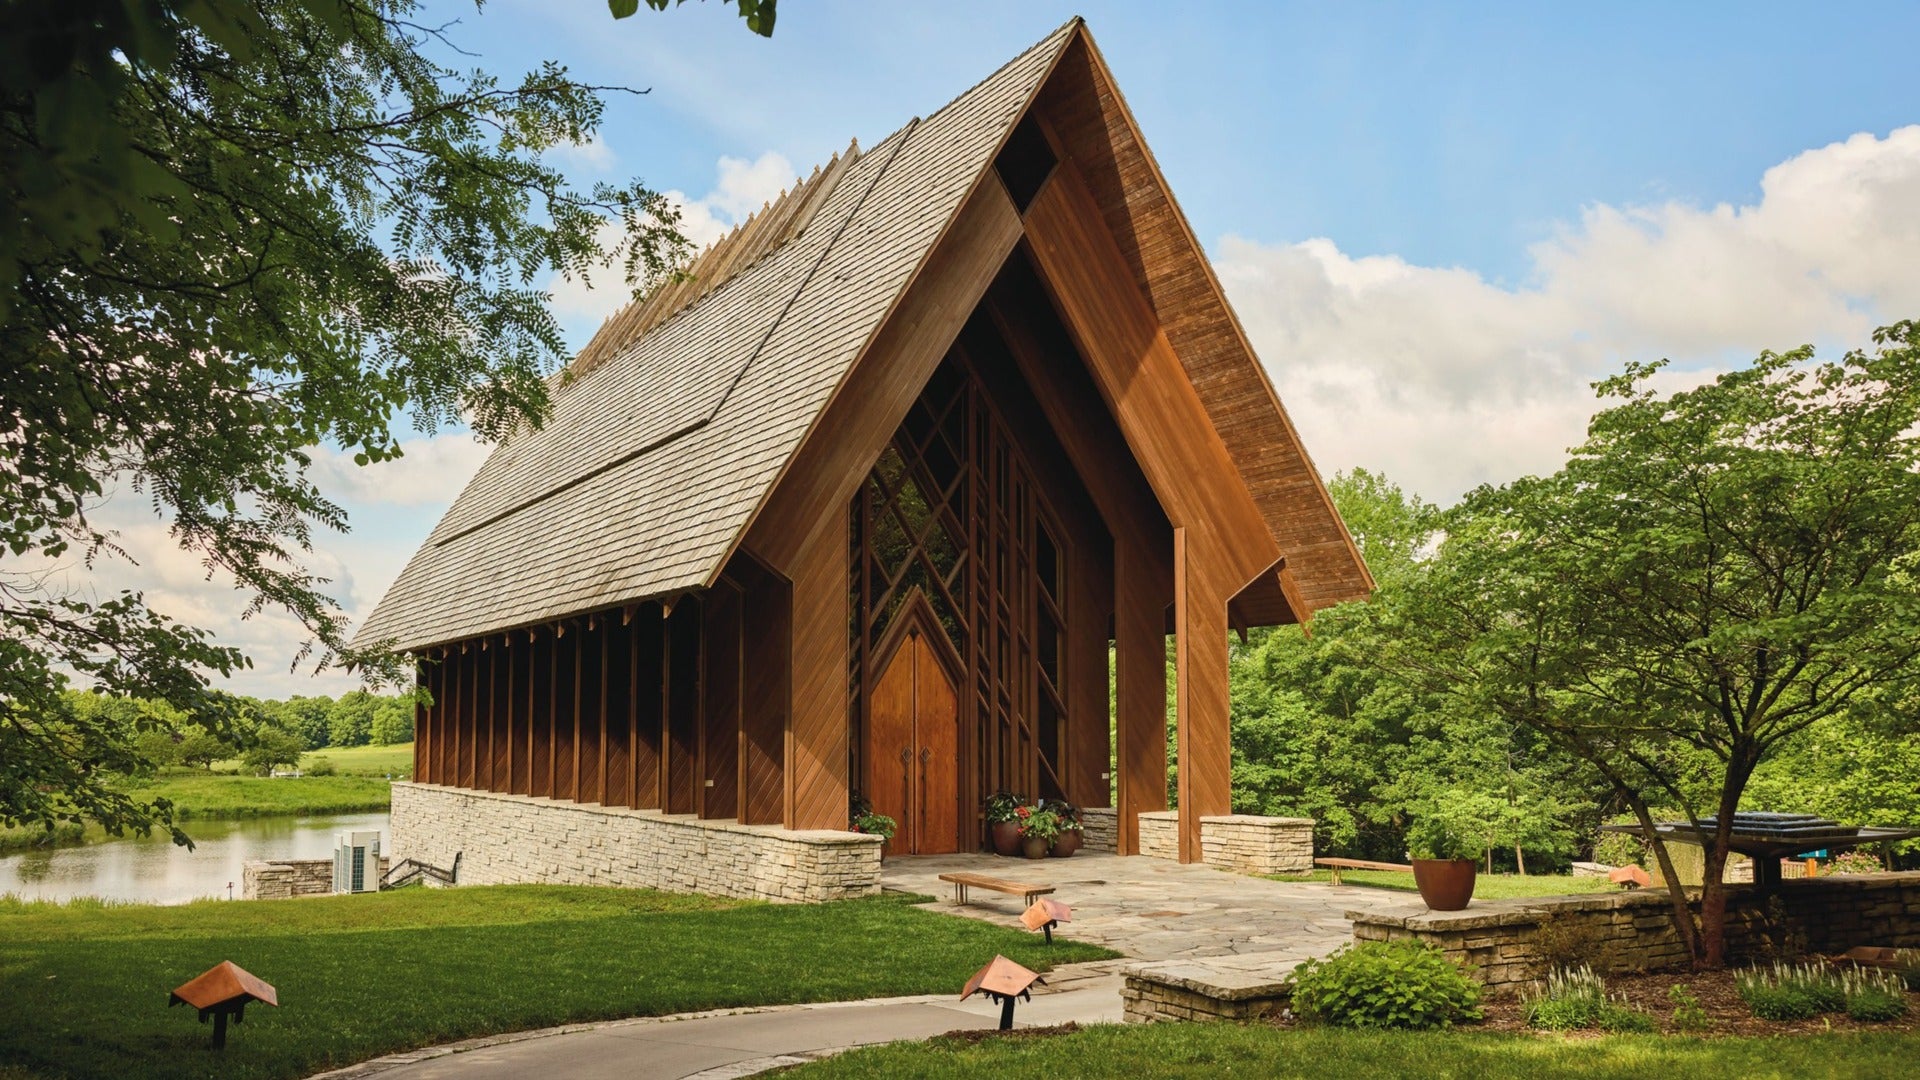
[864,593,963,855]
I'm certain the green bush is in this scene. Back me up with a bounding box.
[1841,969,1909,1022]
[1521,966,1652,1033]
[1290,940,1482,1030]
[305,755,338,777]
[1736,963,1847,1021]
[1668,983,1712,1033]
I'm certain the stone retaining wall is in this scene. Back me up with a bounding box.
[242,856,389,900]
[390,782,882,903]
[1350,872,1920,993]
[1136,812,1315,874]
[1078,807,1118,853]
[1121,960,1294,1023]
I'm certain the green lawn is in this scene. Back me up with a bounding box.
[1268,869,1619,900]
[295,741,415,777]
[0,886,1114,1080]
[792,1022,1920,1079]
[123,773,393,819]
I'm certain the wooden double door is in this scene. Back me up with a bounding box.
[865,611,963,855]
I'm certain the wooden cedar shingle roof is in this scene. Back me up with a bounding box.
[358,18,1373,654]
[357,21,1082,652]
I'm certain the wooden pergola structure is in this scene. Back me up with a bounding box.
[358,19,1371,863]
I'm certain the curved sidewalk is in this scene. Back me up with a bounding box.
[314,967,1123,1080]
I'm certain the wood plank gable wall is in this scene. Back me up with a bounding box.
[407,25,1360,864]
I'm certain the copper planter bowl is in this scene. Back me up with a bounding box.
[1411,858,1477,911]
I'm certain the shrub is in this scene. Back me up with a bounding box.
[1841,969,1909,1022]
[1290,940,1482,1030]
[305,755,338,777]
[1668,983,1712,1033]
[1822,850,1885,875]
[1736,963,1847,1021]
[1521,966,1652,1032]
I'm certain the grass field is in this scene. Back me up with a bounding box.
[1267,868,1619,900]
[0,886,1114,1080]
[792,1021,1920,1079]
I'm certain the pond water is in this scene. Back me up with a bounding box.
[0,812,389,906]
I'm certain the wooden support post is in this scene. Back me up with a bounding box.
[663,598,702,815]
[738,563,789,826]
[413,657,428,784]
[1173,528,1233,865]
[553,625,576,801]
[701,582,743,820]
[529,630,553,798]
[782,517,850,831]
[602,616,634,808]
[632,603,664,809]
[458,646,475,788]
[1114,535,1169,855]
[576,620,603,805]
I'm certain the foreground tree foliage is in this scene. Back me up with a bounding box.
[0,0,773,842]
[1381,323,1920,967]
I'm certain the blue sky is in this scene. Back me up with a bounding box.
[444,1,1920,296]
[64,2,1920,695]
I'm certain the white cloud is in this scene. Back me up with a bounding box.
[1222,126,1920,502]
[550,132,614,172]
[307,432,489,509]
[545,150,798,338]
[10,431,493,699]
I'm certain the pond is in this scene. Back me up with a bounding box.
[0,812,389,906]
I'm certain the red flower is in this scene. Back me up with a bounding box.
[1016,806,1031,818]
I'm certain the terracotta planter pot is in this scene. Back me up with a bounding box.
[1411,858,1477,911]
[990,821,1023,856]
[1050,830,1082,858]
[1021,835,1050,859]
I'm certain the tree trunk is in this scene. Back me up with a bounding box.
[1514,844,1527,876]
[1698,843,1730,969]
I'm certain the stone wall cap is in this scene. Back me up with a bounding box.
[1199,814,1316,826]
[1124,960,1298,999]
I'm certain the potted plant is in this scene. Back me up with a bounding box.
[1017,806,1061,859]
[1046,799,1084,857]
[852,810,898,859]
[1406,811,1480,911]
[986,791,1024,856]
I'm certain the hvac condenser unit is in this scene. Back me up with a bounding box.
[333,831,381,894]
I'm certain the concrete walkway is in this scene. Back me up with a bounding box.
[318,966,1123,1080]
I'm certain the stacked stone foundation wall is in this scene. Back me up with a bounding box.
[1078,807,1118,853]
[242,856,389,899]
[390,782,881,903]
[1135,811,1314,874]
[1349,872,1920,993]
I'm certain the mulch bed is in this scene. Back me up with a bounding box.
[1473,967,1920,1038]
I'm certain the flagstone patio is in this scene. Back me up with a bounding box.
[881,851,1409,964]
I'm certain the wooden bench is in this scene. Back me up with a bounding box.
[1314,857,1414,886]
[939,872,1055,907]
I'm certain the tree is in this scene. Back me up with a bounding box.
[327,690,379,748]
[1383,323,1920,966]
[370,695,415,745]
[173,728,235,771]
[0,0,768,843]
[271,696,335,750]
[242,725,309,776]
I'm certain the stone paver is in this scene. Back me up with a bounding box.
[883,850,1405,962]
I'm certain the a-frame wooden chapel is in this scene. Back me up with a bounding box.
[359,18,1372,900]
